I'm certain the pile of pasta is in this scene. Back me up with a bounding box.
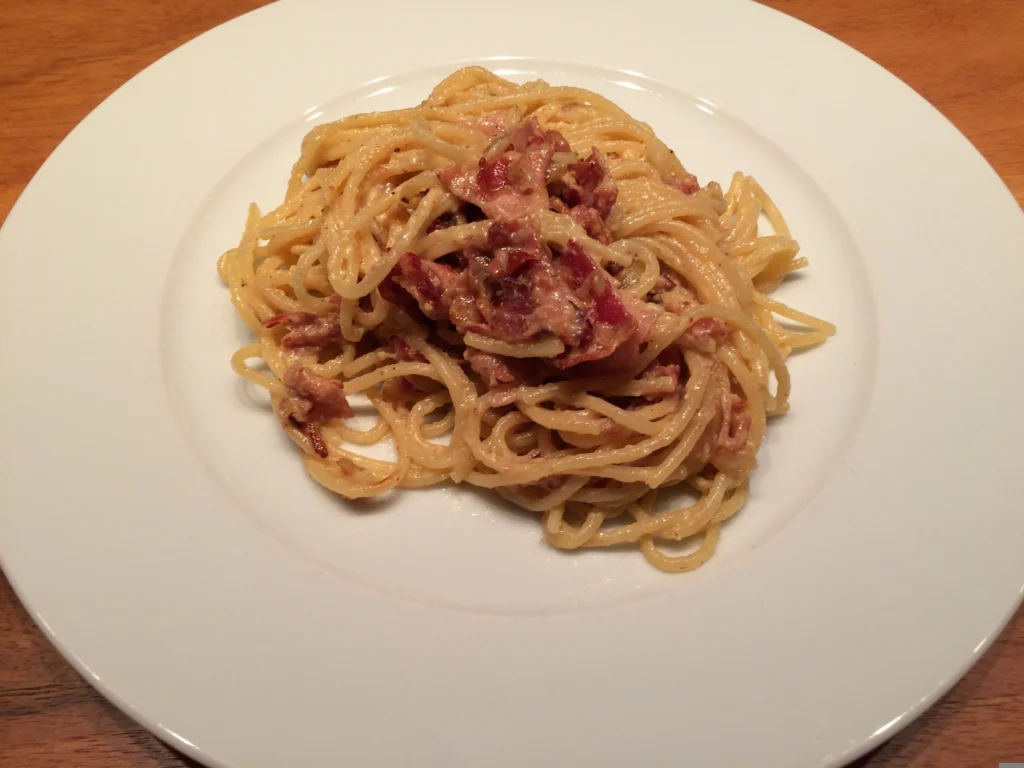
[218,67,834,572]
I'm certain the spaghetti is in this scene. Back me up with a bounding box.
[218,67,834,572]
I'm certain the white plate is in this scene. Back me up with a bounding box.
[1,1,1022,766]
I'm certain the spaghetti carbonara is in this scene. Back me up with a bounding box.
[218,67,834,572]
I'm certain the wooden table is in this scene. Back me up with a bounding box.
[1,1,1022,765]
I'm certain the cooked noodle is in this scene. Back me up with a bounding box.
[218,67,835,572]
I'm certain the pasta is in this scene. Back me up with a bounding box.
[217,67,834,573]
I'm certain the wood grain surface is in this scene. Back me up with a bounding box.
[1,1,1022,766]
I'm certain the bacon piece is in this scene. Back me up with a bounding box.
[305,425,329,458]
[559,238,625,319]
[439,237,654,372]
[529,283,586,347]
[438,117,563,222]
[593,282,631,326]
[568,205,613,244]
[717,394,751,452]
[593,186,618,220]
[552,240,637,369]
[680,317,731,353]
[512,140,557,194]
[440,163,545,222]
[480,263,583,345]
[461,231,582,346]
[555,324,628,369]
[561,302,642,367]
[282,365,353,420]
[485,220,547,278]
[475,265,539,342]
[276,364,353,458]
[546,132,571,153]
[559,237,599,286]
[549,147,618,222]
[488,248,539,278]
[464,348,544,389]
[438,166,486,211]
[478,155,511,194]
[264,311,340,350]
[570,154,603,189]
[667,173,700,195]
[570,298,657,380]
[509,117,570,153]
[509,118,545,151]
[383,252,465,321]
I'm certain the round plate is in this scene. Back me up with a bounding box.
[2,1,1022,766]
